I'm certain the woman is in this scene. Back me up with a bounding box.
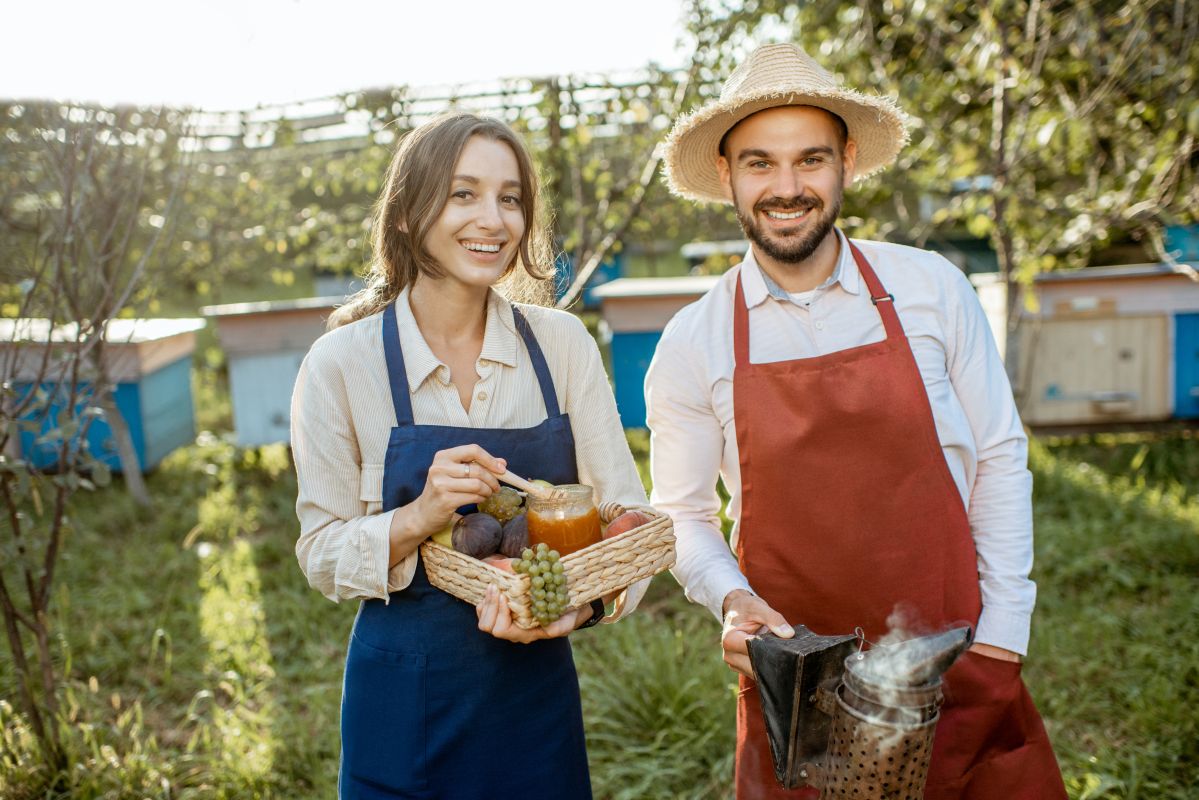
[290,112,648,799]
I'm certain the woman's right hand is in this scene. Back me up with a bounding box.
[476,585,589,643]
[410,444,507,537]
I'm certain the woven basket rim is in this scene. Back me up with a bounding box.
[421,501,675,629]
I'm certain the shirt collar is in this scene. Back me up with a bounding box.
[393,287,520,393]
[739,229,861,307]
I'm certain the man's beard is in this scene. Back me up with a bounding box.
[734,190,842,265]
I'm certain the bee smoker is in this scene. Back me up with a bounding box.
[747,625,973,798]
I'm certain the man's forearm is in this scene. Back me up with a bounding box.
[668,519,753,621]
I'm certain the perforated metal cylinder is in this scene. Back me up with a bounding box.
[819,689,938,799]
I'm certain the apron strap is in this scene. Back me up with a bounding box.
[382,301,415,426]
[510,305,562,417]
[732,237,906,367]
[733,267,751,367]
[847,241,905,340]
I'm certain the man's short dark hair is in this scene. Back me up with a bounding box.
[718,106,849,157]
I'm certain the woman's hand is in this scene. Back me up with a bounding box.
[410,444,506,537]
[476,585,592,643]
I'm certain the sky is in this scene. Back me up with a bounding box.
[2,0,689,110]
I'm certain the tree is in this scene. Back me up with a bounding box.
[547,2,791,307]
[682,1,1198,326]
[0,102,187,777]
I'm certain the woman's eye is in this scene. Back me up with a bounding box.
[502,194,521,205]
[452,189,473,200]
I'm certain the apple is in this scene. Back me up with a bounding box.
[483,554,516,573]
[603,510,652,540]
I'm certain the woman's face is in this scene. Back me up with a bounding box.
[423,135,526,292]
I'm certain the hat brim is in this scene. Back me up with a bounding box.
[662,88,910,204]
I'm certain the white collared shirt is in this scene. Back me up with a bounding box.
[644,231,1036,654]
[291,286,649,622]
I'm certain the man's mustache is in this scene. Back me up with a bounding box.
[753,196,821,214]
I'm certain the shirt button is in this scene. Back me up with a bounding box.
[815,321,825,330]
[477,391,488,401]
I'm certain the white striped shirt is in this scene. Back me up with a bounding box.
[645,232,1036,654]
[291,286,649,621]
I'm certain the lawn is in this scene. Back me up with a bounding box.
[1,427,1196,799]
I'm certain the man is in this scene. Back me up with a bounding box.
[645,43,1067,799]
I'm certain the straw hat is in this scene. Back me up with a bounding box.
[663,43,910,204]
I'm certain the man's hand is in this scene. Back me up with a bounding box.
[721,589,795,678]
[968,641,1023,663]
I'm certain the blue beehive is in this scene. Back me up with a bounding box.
[592,275,721,428]
[1176,311,1199,419]
[2,318,205,472]
[202,297,339,447]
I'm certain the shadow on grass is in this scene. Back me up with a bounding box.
[59,465,206,746]
[0,444,210,796]
[1037,427,1199,501]
[1028,436,1199,799]
[246,450,353,800]
[573,574,737,800]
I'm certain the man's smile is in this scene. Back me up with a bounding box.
[764,209,810,221]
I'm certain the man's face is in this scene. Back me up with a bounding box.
[716,106,857,266]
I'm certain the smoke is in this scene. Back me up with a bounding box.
[818,606,973,794]
[853,606,972,689]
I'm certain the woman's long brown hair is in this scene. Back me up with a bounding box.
[327,113,555,329]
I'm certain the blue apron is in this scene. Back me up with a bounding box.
[338,301,592,800]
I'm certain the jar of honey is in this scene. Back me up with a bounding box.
[526,484,601,556]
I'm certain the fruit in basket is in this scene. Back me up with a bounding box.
[431,521,454,548]
[498,512,529,558]
[452,513,503,559]
[479,486,524,522]
[482,554,516,573]
[513,543,570,626]
[603,510,653,540]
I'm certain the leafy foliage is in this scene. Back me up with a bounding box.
[698,0,1199,301]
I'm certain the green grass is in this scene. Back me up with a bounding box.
[1,427,1197,798]
[1025,435,1199,799]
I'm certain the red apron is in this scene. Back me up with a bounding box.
[731,242,1066,800]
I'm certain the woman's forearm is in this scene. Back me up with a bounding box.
[388,498,436,568]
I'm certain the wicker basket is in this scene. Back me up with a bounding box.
[420,502,675,629]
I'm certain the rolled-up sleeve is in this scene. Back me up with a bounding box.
[947,269,1036,654]
[291,341,399,603]
[645,320,751,623]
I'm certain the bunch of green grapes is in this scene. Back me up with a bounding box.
[513,543,569,626]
